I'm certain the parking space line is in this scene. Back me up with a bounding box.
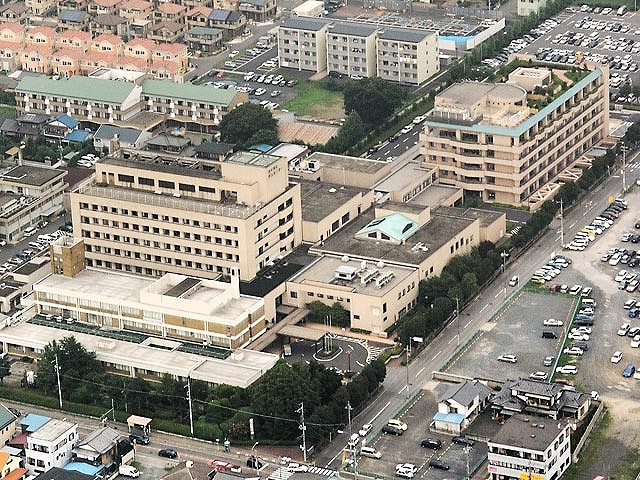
[448,336,456,344]
[479,304,488,314]
[398,385,407,394]
[431,350,442,361]
[464,318,474,329]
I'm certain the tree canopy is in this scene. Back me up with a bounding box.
[343,78,405,125]
[219,104,278,148]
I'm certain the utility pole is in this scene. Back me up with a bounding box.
[346,401,352,436]
[297,403,307,463]
[54,353,62,409]
[559,197,564,247]
[455,297,460,347]
[622,145,628,193]
[465,446,470,480]
[186,377,194,436]
[405,343,410,399]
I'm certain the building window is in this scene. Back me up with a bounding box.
[290,291,297,298]
[138,177,155,186]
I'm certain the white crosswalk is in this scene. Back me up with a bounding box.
[307,466,337,476]
[268,466,337,480]
[366,345,385,362]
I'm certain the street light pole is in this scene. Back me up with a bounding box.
[251,442,259,475]
[54,353,63,409]
[405,342,410,399]
[559,197,564,247]
[186,376,194,437]
[622,145,628,193]
[455,297,460,347]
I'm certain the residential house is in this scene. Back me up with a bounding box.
[90,33,124,57]
[72,427,123,466]
[194,141,234,160]
[25,419,77,474]
[88,0,122,15]
[0,451,27,480]
[182,0,213,7]
[119,0,152,20]
[51,48,81,77]
[93,124,152,150]
[487,414,572,480]
[433,380,492,434]
[0,23,23,44]
[124,37,155,62]
[0,3,28,26]
[127,19,152,39]
[152,42,188,69]
[43,114,79,141]
[208,9,245,39]
[57,0,88,14]
[91,14,128,37]
[185,5,212,28]
[56,29,92,51]
[153,2,187,25]
[237,0,275,22]
[59,11,89,30]
[0,405,17,446]
[25,0,55,15]
[0,41,20,71]
[20,45,53,73]
[149,21,186,43]
[32,467,93,480]
[491,378,592,421]
[25,26,56,48]
[186,26,222,54]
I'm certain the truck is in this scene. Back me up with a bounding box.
[119,465,140,478]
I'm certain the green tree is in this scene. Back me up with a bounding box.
[219,104,278,148]
[343,78,405,125]
[0,356,10,384]
[323,112,367,154]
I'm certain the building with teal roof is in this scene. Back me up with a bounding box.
[354,213,420,245]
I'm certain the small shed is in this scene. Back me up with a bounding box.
[126,415,152,435]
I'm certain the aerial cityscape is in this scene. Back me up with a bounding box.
[0,0,636,478]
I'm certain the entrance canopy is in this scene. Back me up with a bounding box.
[279,325,326,342]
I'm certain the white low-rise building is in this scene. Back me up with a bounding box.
[25,419,77,475]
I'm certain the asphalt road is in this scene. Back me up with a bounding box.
[316,151,639,469]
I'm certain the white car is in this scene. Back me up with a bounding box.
[611,351,624,363]
[624,299,637,309]
[287,464,308,473]
[229,50,240,58]
[556,365,578,375]
[571,326,592,335]
[543,318,563,326]
[632,336,640,348]
[254,88,267,96]
[395,464,416,474]
[563,347,584,356]
[412,114,426,124]
[529,371,548,381]
[568,332,589,341]
[609,253,622,265]
[358,424,372,437]
[618,323,631,336]
[400,124,413,134]
[616,270,629,282]
[224,61,237,68]
[497,354,517,363]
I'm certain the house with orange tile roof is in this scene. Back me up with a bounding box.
[124,37,155,61]
[0,23,24,44]
[88,0,122,15]
[118,56,149,72]
[152,42,187,66]
[79,50,118,73]
[91,33,124,56]
[25,26,56,47]
[119,0,152,20]
[25,0,55,15]
[57,29,92,50]
[0,41,21,71]
[185,6,212,28]
[0,3,28,26]
[51,48,82,78]
[20,44,53,73]
[153,2,187,25]
[149,20,185,43]
[149,58,182,81]
[0,448,27,480]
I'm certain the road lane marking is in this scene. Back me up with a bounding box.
[448,336,456,344]
[494,291,501,298]
[368,400,391,424]
[398,385,407,394]
[431,350,441,361]
[415,367,425,377]
[465,318,474,328]
[479,304,488,313]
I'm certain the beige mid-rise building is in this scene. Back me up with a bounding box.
[421,66,609,208]
[277,17,330,73]
[376,28,438,85]
[70,150,302,282]
[326,23,379,79]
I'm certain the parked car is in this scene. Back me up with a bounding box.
[618,323,631,336]
[428,459,450,471]
[529,371,549,381]
[497,354,517,363]
[452,436,474,447]
[247,456,263,469]
[387,418,408,431]
[382,424,404,435]
[358,423,372,437]
[159,449,178,459]
[420,438,442,449]
[543,356,554,366]
[543,318,563,326]
[623,364,636,378]
[556,365,578,375]
[128,431,150,445]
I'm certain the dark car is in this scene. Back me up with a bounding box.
[623,364,636,378]
[571,342,588,351]
[635,221,640,229]
[452,436,474,447]
[382,424,403,435]
[246,456,263,469]
[420,438,442,450]
[159,449,178,459]
[129,431,150,445]
[428,459,449,470]
[328,71,343,79]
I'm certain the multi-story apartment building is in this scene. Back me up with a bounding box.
[487,415,572,480]
[421,66,609,208]
[326,23,379,79]
[70,149,302,281]
[376,28,438,85]
[25,419,77,475]
[278,17,330,73]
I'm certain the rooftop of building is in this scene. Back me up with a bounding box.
[0,279,23,297]
[187,26,223,36]
[33,467,93,480]
[194,141,234,156]
[75,427,122,454]
[314,206,476,266]
[0,165,65,187]
[297,180,369,222]
[1,321,277,387]
[490,414,568,452]
[374,161,433,194]
[141,78,239,106]
[226,150,281,168]
[12,257,49,276]
[306,152,390,174]
[281,17,330,31]
[0,404,16,430]
[379,201,426,215]
[288,255,416,297]
[94,13,126,25]
[329,22,379,37]
[268,143,307,161]
[408,183,462,207]
[378,27,434,43]
[437,82,526,107]
[29,419,75,442]
[102,150,221,179]
[16,75,137,105]
[35,269,262,326]
[94,124,144,144]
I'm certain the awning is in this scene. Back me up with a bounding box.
[41,204,61,216]
[279,325,326,342]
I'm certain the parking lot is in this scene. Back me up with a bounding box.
[357,390,486,480]
[444,290,577,382]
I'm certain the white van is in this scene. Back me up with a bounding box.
[23,226,37,237]
[360,446,381,459]
[119,465,140,478]
[347,433,360,449]
[581,298,597,308]
[618,5,628,15]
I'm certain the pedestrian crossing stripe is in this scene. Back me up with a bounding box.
[268,466,337,480]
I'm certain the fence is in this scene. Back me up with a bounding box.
[572,401,605,463]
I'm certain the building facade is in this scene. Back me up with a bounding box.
[326,23,379,79]
[25,420,77,475]
[421,66,609,208]
[70,150,302,281]
[376,28,438,85]
[277,17,330,73]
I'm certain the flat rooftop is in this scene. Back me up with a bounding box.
[307,152,390,175]
[490,414,568,452]
[314,207,476,266]
[104,153,222,180]
[281,17,330,31]
[13,257,49,276]
[408,183,462,207]
[0,165,65,187]
[374,161,433,194]
[1,322,277,387]
[298,180,369,222]
[438,82,526,107]
[226,151,281,168]
[288,255,416,297]
[30,419,75,441]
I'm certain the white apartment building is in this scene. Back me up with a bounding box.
[376,28,438,85]
[277,17,330,73]
[25,419,78,475]
[487,414,572,480]
[326,23,379,78]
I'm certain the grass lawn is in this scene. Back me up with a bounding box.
[283,82,344,120]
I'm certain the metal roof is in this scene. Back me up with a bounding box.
[379,28,434,43]
[141,79,239,106]
[281,17,330,31]
[329,22,379,37]
[16,76,138,105]
[209,9,231,21]
[60,9,86,22]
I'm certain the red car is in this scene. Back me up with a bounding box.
[208,460,241,473]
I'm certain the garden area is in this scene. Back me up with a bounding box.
[283,82,344,120]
